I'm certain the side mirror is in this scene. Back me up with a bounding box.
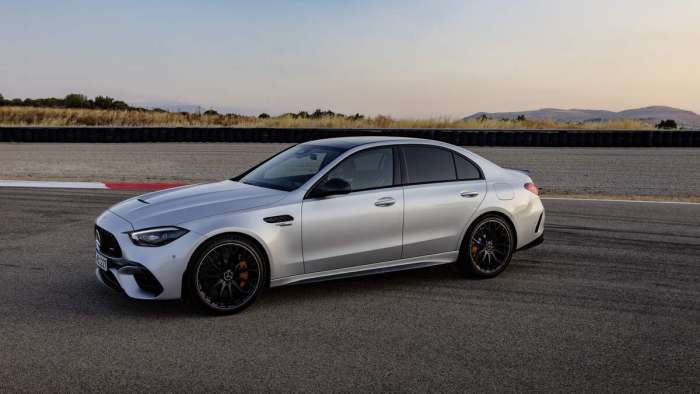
[309,178,351,198]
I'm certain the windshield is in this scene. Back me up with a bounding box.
[239,144,346,191]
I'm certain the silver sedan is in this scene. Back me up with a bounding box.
[95,137,544,314]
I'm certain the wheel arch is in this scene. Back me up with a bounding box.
[181,230,272,300]
[457,210,518,260]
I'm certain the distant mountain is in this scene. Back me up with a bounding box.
[133,101,259,116]
[615,107,700,128]
[465,106,700,128]
[133,101,204,113]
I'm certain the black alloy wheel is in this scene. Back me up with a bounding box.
[460,215,514,278]
[190,236,267,314]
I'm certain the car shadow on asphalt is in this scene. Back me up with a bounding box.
[262,263,463,303]
[85,263,471,318]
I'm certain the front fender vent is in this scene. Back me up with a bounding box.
[263,215,294,224]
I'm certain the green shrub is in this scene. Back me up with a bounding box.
[656,119,677,129]
[64,93,90,108]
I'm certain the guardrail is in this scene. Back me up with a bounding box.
[0,127,698,147]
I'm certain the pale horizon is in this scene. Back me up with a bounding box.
[1,0,698,117]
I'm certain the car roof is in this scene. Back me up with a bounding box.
[297,135,503,184]
[304,136,420,149]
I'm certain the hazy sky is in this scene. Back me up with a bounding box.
[1,0,698,117]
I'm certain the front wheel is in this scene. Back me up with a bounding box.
[187,235,268,315]
[458,215,515,278]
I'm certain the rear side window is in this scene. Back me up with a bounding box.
[402,146,456,184]
[454,154,481,180]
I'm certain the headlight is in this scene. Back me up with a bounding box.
[128,227,189,247]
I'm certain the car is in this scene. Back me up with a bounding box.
[95,137,544,314]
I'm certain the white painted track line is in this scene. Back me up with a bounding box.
[0,180,107,189]
[541,197,700,205]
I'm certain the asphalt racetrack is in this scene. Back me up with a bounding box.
[0,188,698,392]
[2,143,699,199]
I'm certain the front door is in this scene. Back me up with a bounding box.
[302,147,403,273]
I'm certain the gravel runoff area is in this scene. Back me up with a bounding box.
[0,188,698,392]
[0,143,699,199]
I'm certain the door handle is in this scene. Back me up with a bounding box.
[460,191,480,198]
[374,197,396,207]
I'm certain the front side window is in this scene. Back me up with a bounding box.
[240,144,345,191]
[324,147,394,191]
[403,146,456,184]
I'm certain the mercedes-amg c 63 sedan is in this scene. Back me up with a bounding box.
[95,137,544,314]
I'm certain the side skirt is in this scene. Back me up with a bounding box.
[270,251,459,288]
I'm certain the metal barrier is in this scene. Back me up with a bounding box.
[0,127,698,147]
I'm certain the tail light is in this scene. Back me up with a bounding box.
[524,182,539,196]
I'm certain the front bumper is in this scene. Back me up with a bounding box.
[94,210,200,300]
[95,253,165,299]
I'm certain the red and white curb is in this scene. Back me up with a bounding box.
[0,180,186,191]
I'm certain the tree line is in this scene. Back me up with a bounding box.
[0,93,135,111]
[0,93,365,120]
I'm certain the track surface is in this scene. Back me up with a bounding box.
[2,143,699,198]
[0,188,698,392]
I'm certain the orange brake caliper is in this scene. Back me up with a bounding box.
[238,261,249,288]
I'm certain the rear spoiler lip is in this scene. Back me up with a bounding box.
[505,167,531,175]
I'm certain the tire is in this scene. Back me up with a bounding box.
[186,235,268,315]
[458,215,515,278]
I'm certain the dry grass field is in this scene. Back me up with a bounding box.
[0,106,653,129]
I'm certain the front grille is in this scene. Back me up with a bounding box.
[95,226,123,258]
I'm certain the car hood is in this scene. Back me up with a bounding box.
[109,180,287,230]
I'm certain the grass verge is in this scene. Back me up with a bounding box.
[0,106,654,129]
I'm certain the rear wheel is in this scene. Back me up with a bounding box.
[187,235,267,315]
[459,215,514,278]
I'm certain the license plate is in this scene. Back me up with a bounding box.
[95,251,109,271]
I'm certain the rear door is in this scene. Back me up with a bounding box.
[400,145,486,258]
[301,147,404,273]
